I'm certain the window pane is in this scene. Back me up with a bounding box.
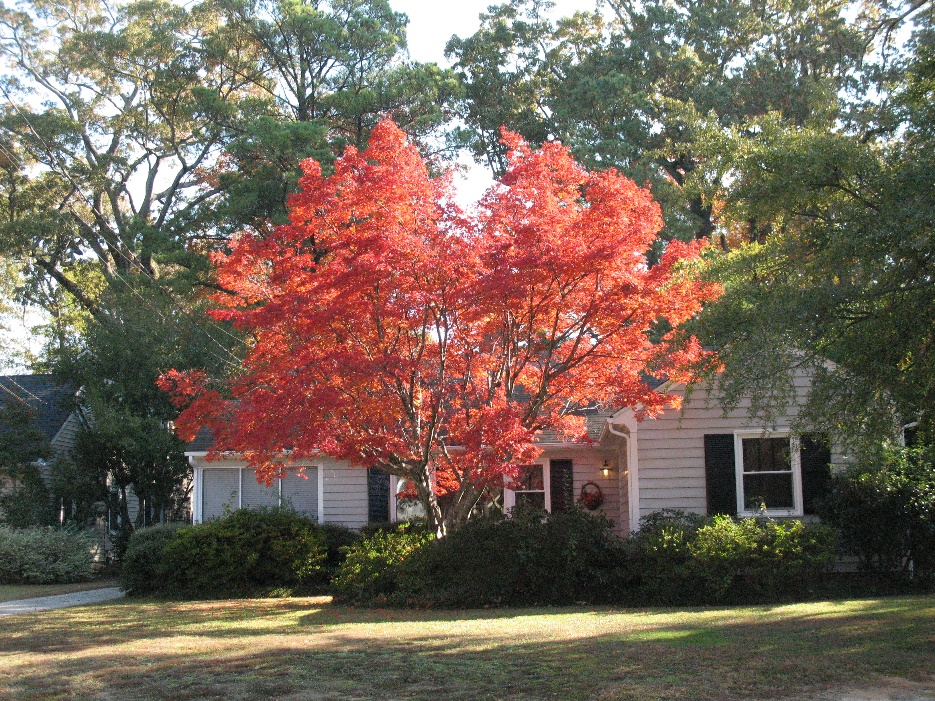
[742,437,791,473]
[515,491,546,510]
[743,473,794,509]
[516,464,544,490]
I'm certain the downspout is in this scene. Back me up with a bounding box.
[605,420,640,533]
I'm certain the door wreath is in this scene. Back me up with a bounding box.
[579,481,604,510]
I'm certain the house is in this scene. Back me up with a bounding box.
[187,373,843,534]
[0,374,84,489]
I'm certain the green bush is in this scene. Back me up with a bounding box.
[0,525,95,584]
[319,523,361,578]
[331,522,433,604]
[822,444,935,584]
[690,516,836,602]
[406,506,633,608]
[118,523,188,595]
[122,508,327,598]
[630,509,709,605]
[335,507,631,608]
[629,510,835,604]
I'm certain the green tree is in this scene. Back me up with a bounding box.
[0,0,249,315]
[447,0,866,242]
[685,4,935,444]
[52,284,238,534]
[0,394,51,526]
[204,0,462,232]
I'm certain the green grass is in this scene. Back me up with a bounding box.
[1,595,934,700]
[0,579,118,604]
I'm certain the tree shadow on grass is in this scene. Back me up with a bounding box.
[0,595,934,701]
[3,611,935,701]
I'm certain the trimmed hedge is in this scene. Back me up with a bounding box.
[332,509,837,608]
[0,525,96,584]
[119,522,188,595]
[630,510,836,604]
[121,509,328,598]
[399,506,631,607]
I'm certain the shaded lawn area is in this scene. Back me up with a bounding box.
[1,595,934,701]
[0,580,119,604]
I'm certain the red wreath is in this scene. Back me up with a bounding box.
[579,481,604,510]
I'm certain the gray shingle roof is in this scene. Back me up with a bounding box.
[187,425,215,452]
[186,408,618,454]
[0,374,76,442]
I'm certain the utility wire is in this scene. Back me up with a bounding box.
[0,90,245,370]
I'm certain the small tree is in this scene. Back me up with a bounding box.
[161,120,719,536]
[0,396,52,526]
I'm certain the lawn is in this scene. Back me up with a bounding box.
[1,595,933,701]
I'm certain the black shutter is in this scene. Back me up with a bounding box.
[367,468,390,523]
[704,434,737,516]
[549,459,574,513]
[800,434,831,516]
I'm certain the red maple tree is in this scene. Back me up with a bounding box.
[160,119,720,535]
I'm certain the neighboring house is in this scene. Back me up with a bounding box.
[187,373,842,534]
[0,374,84,493]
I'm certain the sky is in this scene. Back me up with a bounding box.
[392,0,600,66]
[391,0,602,204]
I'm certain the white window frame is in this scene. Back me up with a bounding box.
[503,461,551,513]
[734,432,803,517]
[194,464,322,523]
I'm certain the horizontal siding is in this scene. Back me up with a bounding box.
[635,376,841,521]
[540,449,628,535]
[321,460,369,530]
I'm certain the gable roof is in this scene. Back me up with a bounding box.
[0,375,77,442]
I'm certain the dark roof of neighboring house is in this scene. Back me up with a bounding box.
[188,425,215,453]
[0,374,77,442]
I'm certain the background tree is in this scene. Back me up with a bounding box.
[682,3,935,445]
[161,120,719,535]
[446,0,867,243]
[199,0,462,233]
[51,285,237,536]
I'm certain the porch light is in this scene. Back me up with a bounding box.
[601,459,613,478]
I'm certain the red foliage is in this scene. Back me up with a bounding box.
[162,119,720,529]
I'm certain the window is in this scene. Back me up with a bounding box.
[504,463,551,512]
[734,433,801,516]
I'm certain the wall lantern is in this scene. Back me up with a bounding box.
[601,459,613,478]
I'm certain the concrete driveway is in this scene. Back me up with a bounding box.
[0,587,124,616]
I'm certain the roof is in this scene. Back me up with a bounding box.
[0,374,77,442]
[186,407,618,455]
[187,425,215,453]
[535,407,618,444]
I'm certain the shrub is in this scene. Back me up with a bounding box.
[404,506,633,608]
[690,516,836,602]
[319,523,361,578]
[0,525,95,584]
[331,522,433,604]
[630,509,709,605]
[118,523,188,595]
[122,508,327,598]
[822,444,935,584]
[334,507,632,608]
[627,510,835,605]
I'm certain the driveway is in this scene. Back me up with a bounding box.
[0,587,124,616]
